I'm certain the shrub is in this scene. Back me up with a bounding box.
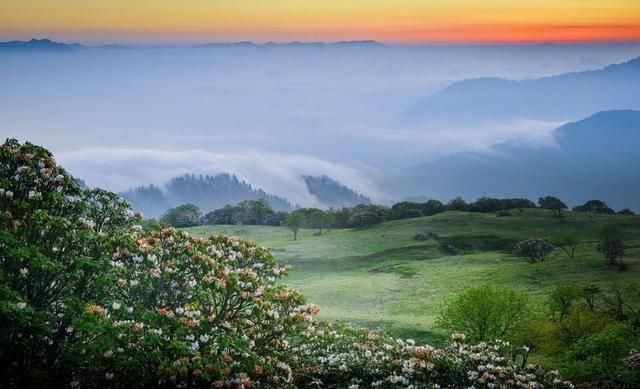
[0,139,141,386]
[436,285,529,342]
[513,238,554,262]
[561,323,640,386]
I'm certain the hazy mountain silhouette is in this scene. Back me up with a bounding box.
[396,57,640,126]
[0,38,85,51]
[302,175,371,208]
[391,110,640,211]
[120,173,292,218]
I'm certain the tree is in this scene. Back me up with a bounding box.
[618,208,635,215]
[436,286,529,342]
[447,196,469,211]
[548,284,581,320]
[573,200,615,215]
[513,238,554,262]
[283,212,304,240]
[597,224,625,266]
[556,235,579,258]
[159,203,202,227]
[538,196,568,217]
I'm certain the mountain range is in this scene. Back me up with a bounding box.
[0,38,384,52]
[390,110,640,211]
[396,56,640,127]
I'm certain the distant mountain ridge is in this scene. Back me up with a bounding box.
[0,38,383,52]
[391,110,640,211]
[0,38,85,51]
[302,175,371,208]
[120,173,292,218]
[396,56,640,126]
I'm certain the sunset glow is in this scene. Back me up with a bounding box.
[1,0,640,44]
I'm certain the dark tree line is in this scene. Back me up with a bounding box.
[155,196,634,232]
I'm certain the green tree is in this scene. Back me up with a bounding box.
[283,212,304,240]
[597,224,625,266]
[538,196,568,217]
[159,203,202,227]
[556,235,579,258]
[436,286,529,342]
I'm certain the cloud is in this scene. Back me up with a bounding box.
[57,147,384,207]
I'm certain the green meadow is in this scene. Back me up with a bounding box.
[186,209,640,344]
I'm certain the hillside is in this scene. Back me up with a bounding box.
[186,209,640,342]
[396,56,640,126]
[120,173,292,218]
[302,174,371,208]
[390,110,640,211]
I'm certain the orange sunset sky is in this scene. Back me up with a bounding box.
[1,0,640,44]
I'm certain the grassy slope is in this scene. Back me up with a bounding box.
[186,209,640,344]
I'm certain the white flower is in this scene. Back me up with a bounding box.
[190,342,200,351]
[199,334,210,343]
[132,255,143,264]
[127,306,134,313]
[112,302,121,310]
[16,302,27,309]
[103,350,114,358]
[105,372,114,380]
[19,268,29,276]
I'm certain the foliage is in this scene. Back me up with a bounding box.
[436,286,530,342]
[573,199,615,214]
[513,238,554,262]
[597,224,625,266]
[549,285,582,320]
[555,235,579,258]
[203,199,286,226]
[0,138,141,386]
[618,208,635,215]
[561,323,640,385]
[538,196,568,217]
[160,203,202,228]
[283,212,304,240]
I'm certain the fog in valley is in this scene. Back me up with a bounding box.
[2,42,640,208]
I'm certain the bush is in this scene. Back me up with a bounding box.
[436,286,529,342]
[0,139,141,386]
[561,323,640,385]
[513,238,554,262]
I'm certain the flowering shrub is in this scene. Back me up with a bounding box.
[68,227,314,387]
[1,139,572,388]
[295,327,571,388]
[0,139,140,386]
[513,238,554,262]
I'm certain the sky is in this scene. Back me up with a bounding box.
[1,0,640,44]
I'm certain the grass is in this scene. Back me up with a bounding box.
[185,209,640,345]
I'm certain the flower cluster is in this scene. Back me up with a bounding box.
[293,326,572,388]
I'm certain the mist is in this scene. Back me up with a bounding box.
[2,42,640,205]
